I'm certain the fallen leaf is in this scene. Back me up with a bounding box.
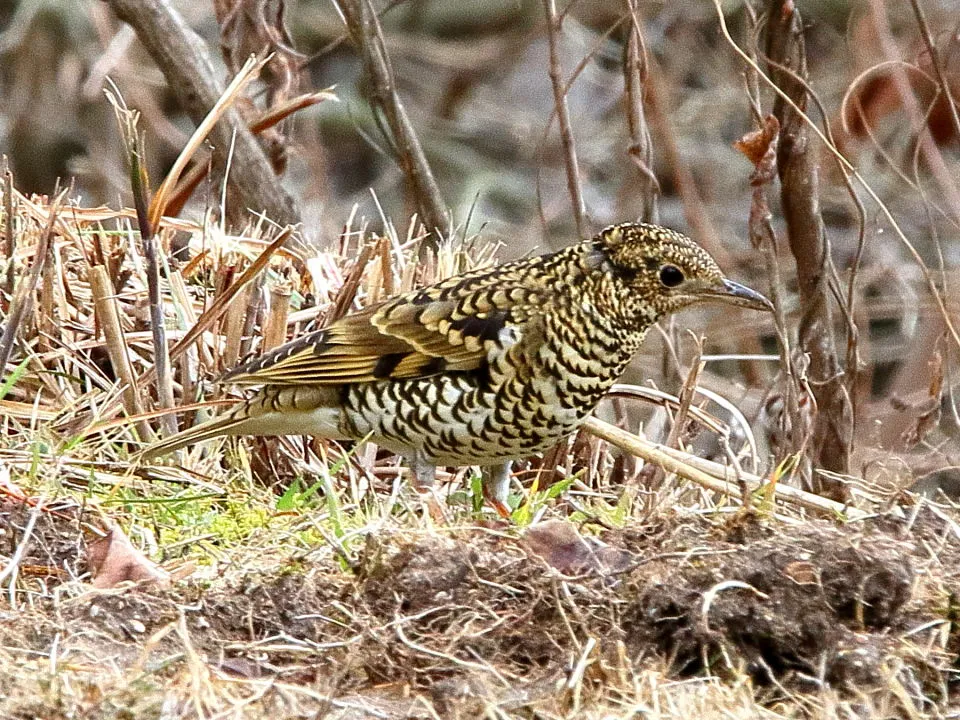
[523,520,632,576]
[87,522,170,589]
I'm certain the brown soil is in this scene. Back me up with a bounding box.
[2,498,957,718]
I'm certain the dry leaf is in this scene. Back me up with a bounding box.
[735,114,780,169]
[87,522,170,589]
[523,520,632,575]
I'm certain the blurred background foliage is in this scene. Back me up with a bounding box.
[3,0,939,257]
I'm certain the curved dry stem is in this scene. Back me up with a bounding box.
[840,60,938,136]
[583,416,869,520]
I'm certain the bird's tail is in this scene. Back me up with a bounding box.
[139,403,253,460]
[140,385,346,461]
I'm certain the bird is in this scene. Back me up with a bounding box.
[142,222,771,515]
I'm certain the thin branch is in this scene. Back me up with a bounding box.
[3,163,14,309]
[336,0,449,241]
[583,416,869,521]
[89,266,151,440]
[543,0,588,238]
[765,0,852,490]
[109,91,178,436]
[909,0,960,152]
[623,0,659,222]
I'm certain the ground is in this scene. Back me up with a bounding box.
[2,483,957,719]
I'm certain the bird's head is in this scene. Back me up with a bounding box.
[586,222,772,324]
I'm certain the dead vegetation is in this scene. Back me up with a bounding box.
[1,0,960,717]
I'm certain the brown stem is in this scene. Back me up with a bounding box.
[648,342,704,493]
[336,0,448,240]
[121,105,178,437]
[543,0,588,238]
[262,282,291,352]
[583,416,869,520]
[765,0,852,496]
[3,164,14,310]
[221,284,250,371]
[90,265,151,440]
[909,0,960,152]
[623,0,659,223]
[866,0,960,222]
[38,242,56,355]
[329,238,377,323]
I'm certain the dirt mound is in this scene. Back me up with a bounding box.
[1,501,956,717]
[624,519,915,688]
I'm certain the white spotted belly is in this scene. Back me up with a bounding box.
[340,373,586,467]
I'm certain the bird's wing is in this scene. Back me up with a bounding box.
[222,271,543,386]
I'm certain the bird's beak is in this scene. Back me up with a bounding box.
[701,279,773,311]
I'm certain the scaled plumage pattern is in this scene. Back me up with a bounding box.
[143,222,771,513]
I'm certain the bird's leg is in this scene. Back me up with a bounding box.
[408,449,447,522]
[481,461,514,518]
[409,450,437,490]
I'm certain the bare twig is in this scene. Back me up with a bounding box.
[110,93,178,436]
[328,238,377,323]
[583,416,869,520]
[37,228,56,356]
[765,0,852,494]
[736,114,807,471]
[3,163,14,309]
[263,281,291,352]
[909,0,960,150]
[89,266,150,439]
[336,0,448,240]
[756,55,871,442]
[623,0,659,222]
[543,0,588,238]
[221,284,250,370]
[239,273,265,360]
[648,339,704,491]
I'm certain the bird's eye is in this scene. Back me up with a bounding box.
[658,264,685,288]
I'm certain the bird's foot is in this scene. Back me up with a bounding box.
[481,462,515,519]
[408,451,450,523]
[409,450,436,490]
